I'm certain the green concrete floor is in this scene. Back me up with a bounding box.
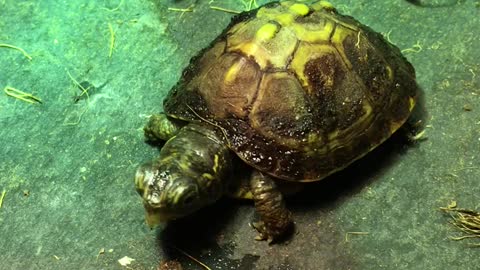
[1,0,479,269]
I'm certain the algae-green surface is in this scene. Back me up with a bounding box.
[1,0,479,269]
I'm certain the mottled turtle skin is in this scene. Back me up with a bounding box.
[135,1,417,242]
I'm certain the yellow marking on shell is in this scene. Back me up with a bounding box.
[238,42,258,55]
[311,1,335,11]
[389,120,405,135]
[346,104,372,135]
[224,61,242,84]
[213,154,219,173]
[408,97,416,111]
[292,19,334,43]
[234,42,268,68]
[290,43,336,88]
[256,5,282,22]
[331,26,357,69]
[255,3,297,27]
[357,104,373,127]
[276,13,295,26]
[386,65,394,81]
[255,6,271,19]
[321,103,376,153]
[289,3,310,16]
[363,103,373,116]
[331,24,356,44]
[255,23,279,42]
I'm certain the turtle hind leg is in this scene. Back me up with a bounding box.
[144,113,185,143]
[250,170,293,243]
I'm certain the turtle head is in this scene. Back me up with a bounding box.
[135,162,206,227]
[135,123,232,227]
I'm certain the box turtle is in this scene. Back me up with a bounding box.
[135,0,417,242]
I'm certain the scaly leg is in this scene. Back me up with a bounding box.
[144,113,185,143]
[250,170,292,243]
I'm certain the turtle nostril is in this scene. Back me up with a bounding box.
[147,191,161,206]
[135,163,156,196]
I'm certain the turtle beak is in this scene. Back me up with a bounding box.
[135,163,177,210]
[144,204,163,228]
[143,202,181,228]
[135,164,167,227]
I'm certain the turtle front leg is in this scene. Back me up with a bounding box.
[143,113,185,143]
[250,170,293,243]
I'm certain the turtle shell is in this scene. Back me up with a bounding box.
[163,1,417,182]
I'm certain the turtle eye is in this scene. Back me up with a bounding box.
[179,187,199,206]
[182,192,195,206]
[182,194,195,205]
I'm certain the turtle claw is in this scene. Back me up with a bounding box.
[250,221,274,243]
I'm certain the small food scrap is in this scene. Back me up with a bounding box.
[447,200,457,209]
[97,248,105,259]
[0,190,6,208]
[168,6,194,12]
[118,256,135,266]
[4,86,42,104]
[0,43,32,60]
[73,81,94,103]
[158,260,183,270]
[167,4,194,19]
[108,22,115,58]
[345,231,369,242]
[441,202,480,246]
[69,76,109,103]
[463,104,472,111]
[209,6,241,14]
